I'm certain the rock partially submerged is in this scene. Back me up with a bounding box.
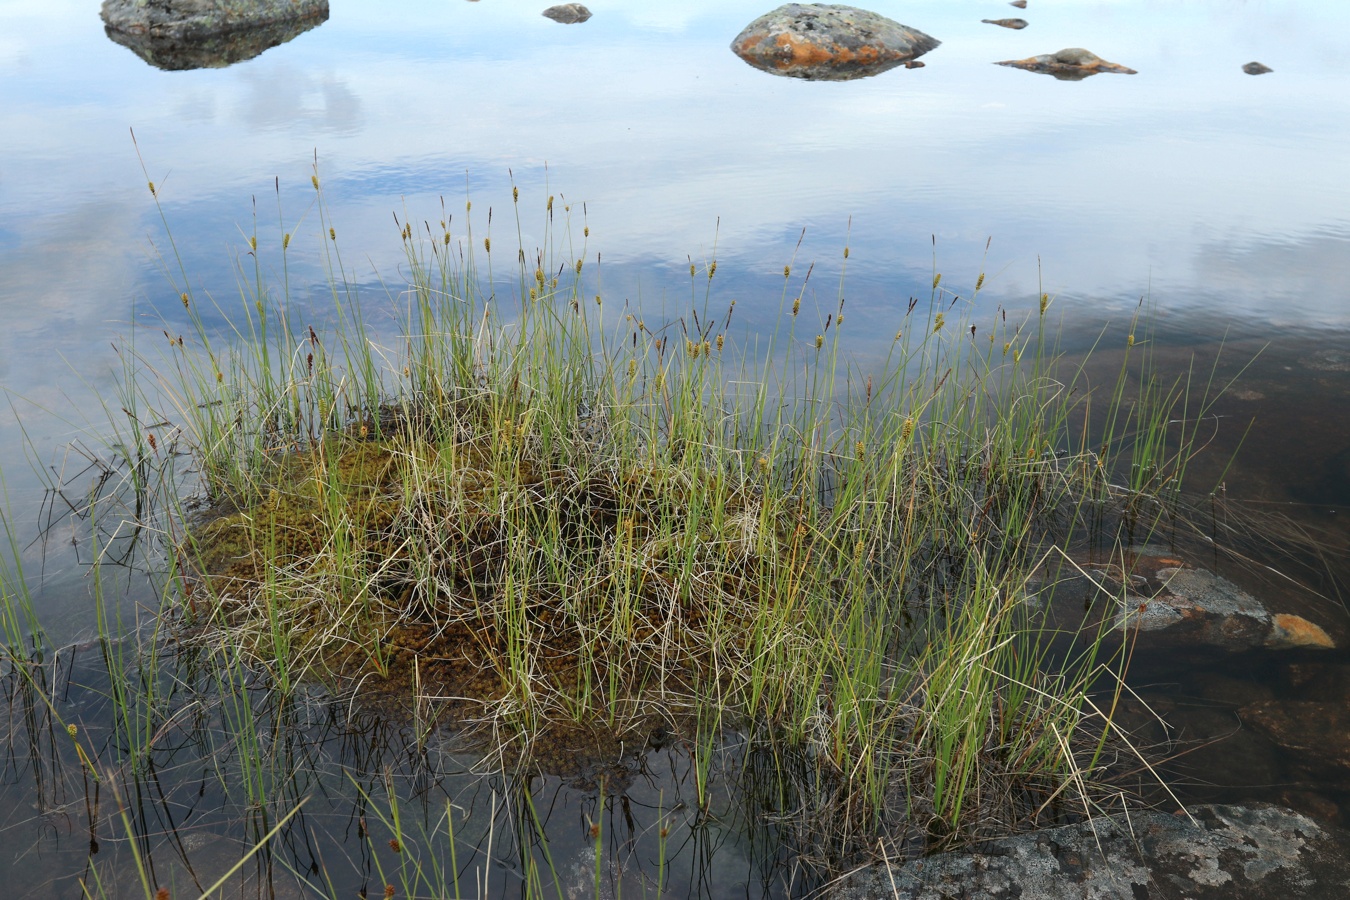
[101,0,328,70]
[1112,563,1336,652]
[830,804,1350,899]
[1028,551,1337,654]
[996,47,1136,81]
[981,18,1027,30]
[731,4,939,81]
[1244,61,1275,75]
[542,3,591,24]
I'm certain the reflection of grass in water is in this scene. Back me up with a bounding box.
[0,165,1221,889]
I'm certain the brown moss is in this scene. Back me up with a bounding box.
[182,414,804,775]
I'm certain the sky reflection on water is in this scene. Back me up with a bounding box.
[1,0,1348,636]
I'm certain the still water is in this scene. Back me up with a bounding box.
[2,0,1349,895]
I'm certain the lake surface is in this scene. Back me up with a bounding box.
[2,0,1350,895]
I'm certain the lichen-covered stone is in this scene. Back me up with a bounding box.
[830,804,1350,899]
[1113,565,1336,651]
[1028,551,1338,654]
[731,4,939,81]
[995,47,1136,81]
[101,0,328,69]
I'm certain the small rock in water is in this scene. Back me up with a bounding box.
[542,3,591,24]
[731,4,940,81]
[982,18,1028,29]
[1243,60,1274,75]
[1010,0,1028,7]
[996,47,1136,80]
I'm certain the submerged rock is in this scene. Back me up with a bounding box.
[542,3,591,24]
[996,47,1136,81]
[731,4,939,81]
[101,0,328,70]
[1244,61,1275,75]
[830,804,1350,899]
[1241,701,1350,776]
[981,18,1028,30]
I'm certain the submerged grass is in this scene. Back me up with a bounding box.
[0,165,1221,891]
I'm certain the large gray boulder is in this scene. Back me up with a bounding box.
[101,0,328,70]
[731,4,939,81]
[831,805,1350,899]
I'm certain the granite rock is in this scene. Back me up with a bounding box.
[731,4,939,81]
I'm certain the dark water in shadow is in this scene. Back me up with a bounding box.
[1,639,791,898]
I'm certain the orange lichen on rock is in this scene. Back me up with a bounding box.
[1267,613,1336,650]
[731,4,939,81]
